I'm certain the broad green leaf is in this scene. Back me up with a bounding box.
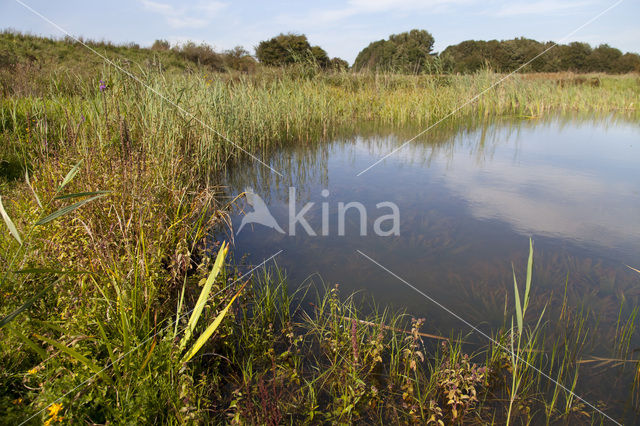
[25,169,42,208]
[523,238,533,313]
[59,161,83,191]
[0,196,22,245]
[512,266,523,337]
[36,334,114,386]
[175,279,187,338]
[182,281,247,363]
[35,194,106,226]
[54,190,110,200]
[179,241,228,351]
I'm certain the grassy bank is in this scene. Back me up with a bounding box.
[1,40,639,423]
[3,62,638,178]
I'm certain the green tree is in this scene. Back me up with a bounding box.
[174,41,224,71]
[558,42,592,71]
[255,33,330,68]
[587,44,623,72]
[440,38,635,74]
[616,52,640,73]
[353,29,435,73]
[310,45,330,67]
[441,40,489,73]
[151,39,170,51]
[329,57,349,71]
[222,46,257,72]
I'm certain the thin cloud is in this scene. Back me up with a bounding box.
[278,0,472,29]
[494,0,592,17]
[347,0,470,13]
[139,0,226,29]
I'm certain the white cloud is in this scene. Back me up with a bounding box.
[139,0,226,29]
[494,0,592,17]
[442,159,640,249]
[278,0,473,29]
[431,125,640,250]
[347,0,468,13]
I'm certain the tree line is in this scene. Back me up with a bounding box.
[3,29,636,75]
[352,30,640,74]
[151,33,348,73]
[440,38,640,74]
[139,31,640,74]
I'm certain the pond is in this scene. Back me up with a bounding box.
[221,115,640,418]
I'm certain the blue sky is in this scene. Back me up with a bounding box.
[1,0,638,64]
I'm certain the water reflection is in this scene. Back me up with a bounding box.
[218,115,640,419]
[437,121,640,254]
[220,115,640,331]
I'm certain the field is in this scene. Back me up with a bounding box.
[1,33,640,424]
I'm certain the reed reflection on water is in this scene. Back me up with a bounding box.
[220,116,640,411]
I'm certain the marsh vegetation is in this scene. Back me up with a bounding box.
[1,32,639,424]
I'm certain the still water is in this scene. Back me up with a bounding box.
[221,116,640,417]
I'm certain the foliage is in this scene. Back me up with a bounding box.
[223,46,257,73]
[441,38,640,74]
[255,33,336,68]
[151,39,170,51]
[353,29,436,73]
[435,344,487,421]
[173,41,225,71]
[329,57,349,71]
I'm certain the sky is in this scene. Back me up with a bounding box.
[1,0,638,64]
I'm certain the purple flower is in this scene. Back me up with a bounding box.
[99,80,107,92]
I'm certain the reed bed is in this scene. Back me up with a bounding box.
[2,65,638,179]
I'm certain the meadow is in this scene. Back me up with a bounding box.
[1,33,640,424]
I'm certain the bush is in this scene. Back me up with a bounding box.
[255,33,336,69]
[174,42,224,71]
[151,39,170,51]
[353,29,435,73]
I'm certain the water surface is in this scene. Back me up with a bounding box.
[221,116,640,418]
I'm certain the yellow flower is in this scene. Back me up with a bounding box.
[47,403,63,417]
[27,367,38,375]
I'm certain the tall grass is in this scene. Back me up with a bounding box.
[2,65,638,182]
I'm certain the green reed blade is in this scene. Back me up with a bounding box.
[0,196,22,245]
[59,160,83,191]
[36,334,114,386]
[54,190,111,200]
[179,241,228,351]
[182,281,247,363]
[35,194,107,226]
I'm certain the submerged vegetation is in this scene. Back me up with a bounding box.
[0,32,639,423]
